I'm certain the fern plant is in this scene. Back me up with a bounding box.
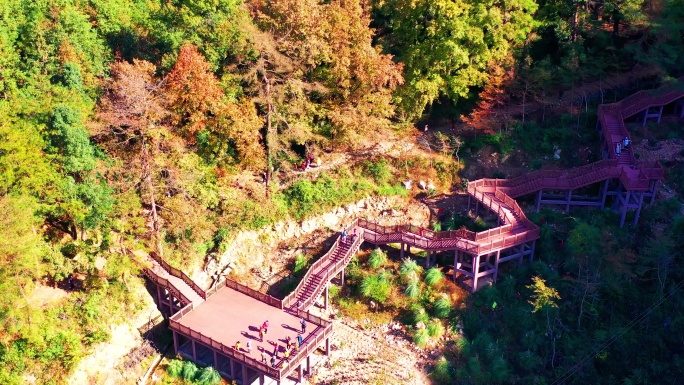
[182,360,198,382]
[368,248,388,269]
[413,328,430,347]
[399,258,422,278]
[433,294,452,318]
[196,366,221,385]
[166,359,183,378]
[424,267,444,286]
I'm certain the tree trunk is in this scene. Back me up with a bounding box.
[141,135,161,253]
[264,75,273,200]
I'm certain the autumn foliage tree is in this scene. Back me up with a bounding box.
[167,43,264,167]
[166,44,225,141]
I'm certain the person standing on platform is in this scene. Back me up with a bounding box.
[623,136,630,148]
[234,341,241,351]
[259,327,265,341]
[342,229,347,243]
[272,342,278,357]
[262,320,269,334]
[300,317,307,333]
[297,334,303,350]
[247,340,252,354]
[271,354,276,367]
[261,350,268,363]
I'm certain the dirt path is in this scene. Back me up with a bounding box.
[68,280,161,385]
[309,318,431,385]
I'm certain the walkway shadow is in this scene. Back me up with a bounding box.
[282,324,300,333]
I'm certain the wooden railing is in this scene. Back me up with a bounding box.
[169,302,333,381]
[283,222,364,310]
[143,267,194,306]
[149,252,206,300]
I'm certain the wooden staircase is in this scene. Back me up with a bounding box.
[143,254,206,307]
[283,230,363,311]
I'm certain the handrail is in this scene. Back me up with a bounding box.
[149,252,206,300]
[169,304,333,380]
[283,221,364,310]
[143,267,194,306]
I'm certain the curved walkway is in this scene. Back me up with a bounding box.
[287,78,681,299]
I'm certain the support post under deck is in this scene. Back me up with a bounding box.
[565,190,572,213]
[472,254,481,293]
[536,189,542,212]
[493,250,501,282]
[620,190,631,228]
[324,283,329,310]
[633,191,645,227]
[600,179,609,209]
[173,330,178,353]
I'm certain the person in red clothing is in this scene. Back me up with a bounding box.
[262,320,269,334]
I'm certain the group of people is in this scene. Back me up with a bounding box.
[233,318,308,369]
[300,154,317,171]
[341,227,357,244]
[616,136,631,155]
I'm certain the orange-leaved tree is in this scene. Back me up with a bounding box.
[166,44,225,142]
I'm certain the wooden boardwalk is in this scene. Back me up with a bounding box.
[143,78,682,383]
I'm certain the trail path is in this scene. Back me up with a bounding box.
[309,318,430,385]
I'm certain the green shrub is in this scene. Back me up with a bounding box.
[405,280,421,298]
[166,359,184,378]
[431,220,442,231]
[411,304,429,325]
[413,328,430,347]
[433,294,452,318]
[196,366,221,385]
[425,267,444,286]
[431,356,455,383]
[182,360,198,382]
[294,253,309,274]
[368,249,388,269]
[427,320,445,339]
[363,159,391,184]
[360,271,392,303]
[400,258,422,277]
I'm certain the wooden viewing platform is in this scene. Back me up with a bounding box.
[143,79,682,383]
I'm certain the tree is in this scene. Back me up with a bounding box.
[97,59,168,247]
[166,44,225,141]
[527,276,560,313]
[375,0,538,120]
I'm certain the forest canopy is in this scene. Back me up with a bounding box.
[0,0,682,383]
